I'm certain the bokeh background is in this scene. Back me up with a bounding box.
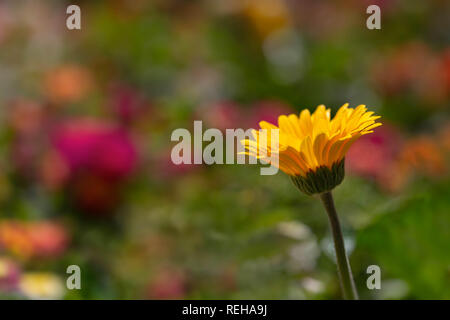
[0,0,449,299]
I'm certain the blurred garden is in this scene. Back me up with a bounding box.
[0,0,449,299]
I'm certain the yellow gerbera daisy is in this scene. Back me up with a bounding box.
[241,103,382,195]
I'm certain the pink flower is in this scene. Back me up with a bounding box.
[346,123,403,179]
[51,118,138,181]
[49,118,138,215]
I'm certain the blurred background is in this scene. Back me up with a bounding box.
[0,0,449,299]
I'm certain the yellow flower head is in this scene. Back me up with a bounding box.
[242,103,382,194]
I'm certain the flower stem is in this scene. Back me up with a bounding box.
[319,191,358,300]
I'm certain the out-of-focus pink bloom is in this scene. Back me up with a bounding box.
[51,119,138,181]
[346,124,403,179]
[246,100,294,128]
[348,124,449,192]
[0,221,69,259]
[200,101,241,131]
[48,118,138,215]
[0,257,21,292]
[146,269,187,300]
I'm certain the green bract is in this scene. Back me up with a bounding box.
[290,159,345,195]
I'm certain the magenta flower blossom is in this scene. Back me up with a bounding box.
[51,118,138,181]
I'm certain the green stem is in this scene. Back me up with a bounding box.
[319,191,358,300]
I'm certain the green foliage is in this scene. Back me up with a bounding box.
[355,180,450,299]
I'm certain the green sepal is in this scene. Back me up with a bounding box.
[290,159,345,196]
